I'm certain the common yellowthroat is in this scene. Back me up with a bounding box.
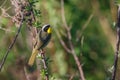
[28,24,52,66]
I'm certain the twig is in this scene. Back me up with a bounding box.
[69,74,74,80]
[55,29,71,53]
[0,12,24,71]
[0,26,15,32]
[70,43,85,80]
[60,0,85,80]
[36,50,49,80]
[76,14,93,42]
[27,0,36,22]
[24,66,30,80]
[111,5,120,80]
[0,7,12,18]
[27,0,37,33]
[0,0,8,8]
[61,0,69,31]
[41,51,49,80]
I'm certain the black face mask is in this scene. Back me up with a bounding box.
[42,24,50,32]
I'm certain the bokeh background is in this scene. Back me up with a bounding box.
[0,0,118,80]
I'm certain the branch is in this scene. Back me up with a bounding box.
[61,0,70,31]
[26,0,49,79]
[0,26,15,33]
[27,0,37,37]
[41,51,49,80]
[0,12,24,71]
[0,0,8,8]
[60,0,85,80]
[55,29,71,53]
[111,5,120,80]
[70,42,85,80]
[69,74,74,80]
[24,66,30,80]
[76,14,93,42]
[36,50,49,80]
[0,7,12,18]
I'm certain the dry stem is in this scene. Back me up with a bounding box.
[60,0,85,80]
[111,5,120,80]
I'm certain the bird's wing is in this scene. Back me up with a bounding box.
[39,31,47,41]
[37,30,51,50]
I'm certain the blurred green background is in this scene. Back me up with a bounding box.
[0,0,117,80]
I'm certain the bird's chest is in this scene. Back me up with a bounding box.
[36,31,51,50]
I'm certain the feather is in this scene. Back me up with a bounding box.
[28,48,39,66]
[28,25,51,66]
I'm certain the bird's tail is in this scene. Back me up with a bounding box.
[28,48,39,66]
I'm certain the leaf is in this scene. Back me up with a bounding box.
[115,0,120,5]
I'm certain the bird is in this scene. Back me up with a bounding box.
[28,24,52,66]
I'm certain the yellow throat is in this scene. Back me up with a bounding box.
[47,27,51,34]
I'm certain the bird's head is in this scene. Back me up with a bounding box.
[42,24,51,34]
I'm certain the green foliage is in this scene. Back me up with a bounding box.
[29,0,39,6]
[115,0,120,5]
[41,69,46,78]
[33,21,41,28]
[0,18,8,26]
[27,0,42,28]
[98,0,110,11]
[0,0,115,80]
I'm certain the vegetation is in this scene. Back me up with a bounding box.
[0,0,118,80]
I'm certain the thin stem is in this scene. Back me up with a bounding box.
[0,12,24,71]
[24,67,30,80]
[77,14,93,42]
[41,51,49,80]
[27,0,38,44]
[0,0,8,8]
[27,0,36,22]
[68,31,85,80]
[111,6,120,80]
[69,74,74,80]
[55,29,71,53]
[60,0,85,80]
[0,26,15,32]
[61,0,69,31]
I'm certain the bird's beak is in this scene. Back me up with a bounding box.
[47,27,51,34]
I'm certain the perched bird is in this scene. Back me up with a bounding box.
[28,24,52,66]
